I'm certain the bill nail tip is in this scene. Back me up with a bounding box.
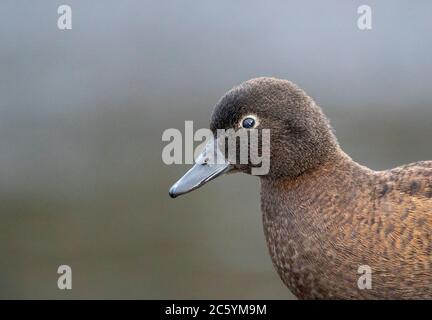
[169,187,177,198]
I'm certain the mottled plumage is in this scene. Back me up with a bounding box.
[171,77,432,299]
[262,157,432,299]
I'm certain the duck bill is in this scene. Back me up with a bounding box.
[169,138,232,198]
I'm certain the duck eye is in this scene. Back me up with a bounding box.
[242,117,256,129]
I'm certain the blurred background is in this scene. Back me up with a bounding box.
[0,0,431,299]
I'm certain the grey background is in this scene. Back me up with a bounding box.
[0,0,431,298]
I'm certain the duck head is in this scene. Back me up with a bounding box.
[169,77,340,198]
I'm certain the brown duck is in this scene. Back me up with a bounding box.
[169,77,432,299]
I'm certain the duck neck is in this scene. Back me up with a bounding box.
[259,151,375,298]
[261,150,374,227]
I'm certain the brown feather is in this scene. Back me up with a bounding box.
[209,77,432,299]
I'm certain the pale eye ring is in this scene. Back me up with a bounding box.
[240,115,259,129]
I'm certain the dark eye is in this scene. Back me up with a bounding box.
[242,117,255,129]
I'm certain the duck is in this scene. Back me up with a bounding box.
[169,77,432,299]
